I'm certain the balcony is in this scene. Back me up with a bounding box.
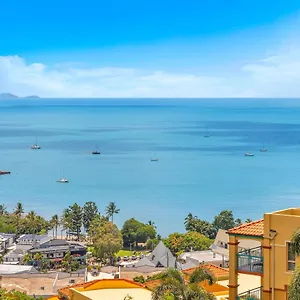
[237,246,263,274]
[237,286,262,300]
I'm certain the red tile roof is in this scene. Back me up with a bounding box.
[184,264,229,280]
[227,219,264,237]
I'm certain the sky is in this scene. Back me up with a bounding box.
[1,0,300,98]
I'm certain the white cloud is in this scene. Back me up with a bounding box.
[2,50,300,98]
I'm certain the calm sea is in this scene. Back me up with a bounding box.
[1,98,300,236]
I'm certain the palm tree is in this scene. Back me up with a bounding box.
[50,214,59,238]
[0,204,7,216]
[22,253,32,265]
[105,202,120,224]
[14,202,24,216]
[152,268,215,300]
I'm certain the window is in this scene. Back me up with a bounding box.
[287,242,296,271]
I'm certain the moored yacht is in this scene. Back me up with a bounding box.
[56,178,69,183]
[245,152,254,157]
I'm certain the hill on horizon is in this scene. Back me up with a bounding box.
[0,93,40,99]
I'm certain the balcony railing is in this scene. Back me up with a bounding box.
[237,246,263,274]
[236,286,262,300]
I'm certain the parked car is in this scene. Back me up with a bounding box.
[131,255,137,260]
[123,256,129,261]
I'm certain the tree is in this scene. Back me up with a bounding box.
[69,203,83,241]
[245,218,252,223]
[121,218,156,247]
[184,214,216,239]
[61,208,72,239]
[105,202,120,224]
[62,251,73,272]
[83,201,99,232]
[14,202,24,216]
[163,232,212,255]
[235,218,242,227]
[0,288,43,300]
[50,214,60,238]
[0,255,3,264]
[212,210,236,231]
[22,253,32,265]
[152,268,215,300]
[0,205,7,216]
[90,219,123,264]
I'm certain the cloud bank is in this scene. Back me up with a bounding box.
[1,49,300,98]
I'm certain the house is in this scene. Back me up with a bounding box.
[179,250,229,268]
[210,229,260,257]
[133,241,178,268]
[48,279,152,300]
[17,234,49,246]
[0,264,38,275]
[0,233,16,254]
[227,207,300,300]
[29,239,87,261]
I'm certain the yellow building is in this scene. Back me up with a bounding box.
[48,279,152,300]
[227,208,300,300]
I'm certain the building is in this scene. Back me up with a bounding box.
[29,239,86,262]
[179,250,229,268]
[133,241,178,268]
[17,234,49,246]
[48,279,152,300]
[211,229,260,257]
[227,208,300,300]
[0,264,38,275]
[0,233,16,254]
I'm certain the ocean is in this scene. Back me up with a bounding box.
[1,98,300,236]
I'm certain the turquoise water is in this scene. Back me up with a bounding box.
[1,98,300,236]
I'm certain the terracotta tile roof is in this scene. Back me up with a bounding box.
[227,219,264,237]
[145,279,161,290]
[46,297,60,300]
[183,264,229,280]
[58,279,99,298]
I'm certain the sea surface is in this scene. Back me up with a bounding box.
[1,98,300,236]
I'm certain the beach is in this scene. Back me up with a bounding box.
[1,98,300,236]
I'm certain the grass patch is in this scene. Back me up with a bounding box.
[117,250,134,257]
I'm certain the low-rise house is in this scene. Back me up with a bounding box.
[0,233,16,254]
[0,264,38,275]
[48,279,152,300]
[179,250,229,268]
[210,229,260,257]
[17,234,49,246]
[29,239,87,261]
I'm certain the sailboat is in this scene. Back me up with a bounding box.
[260,142,268,152]
[31,137,41,149]
[92,145,100,155]
[204,127,210,138]
[245,152,254,157]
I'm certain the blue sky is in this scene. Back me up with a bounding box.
[1,0,300,97]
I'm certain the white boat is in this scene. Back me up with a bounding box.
[56,178,69,183]
[245,152,254,157]
[31,137,41,149]
[260,142,267,152]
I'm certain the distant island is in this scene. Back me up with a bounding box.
[0,93,40,99]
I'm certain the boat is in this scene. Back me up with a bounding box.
[0,171,10,175]
[31,137,41,150]
[56,178,69,183]
[260,142,267,152]
[245,152,254,157]
[92,145,100,155]
[151,158,159,162]
[204,127,210,138]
